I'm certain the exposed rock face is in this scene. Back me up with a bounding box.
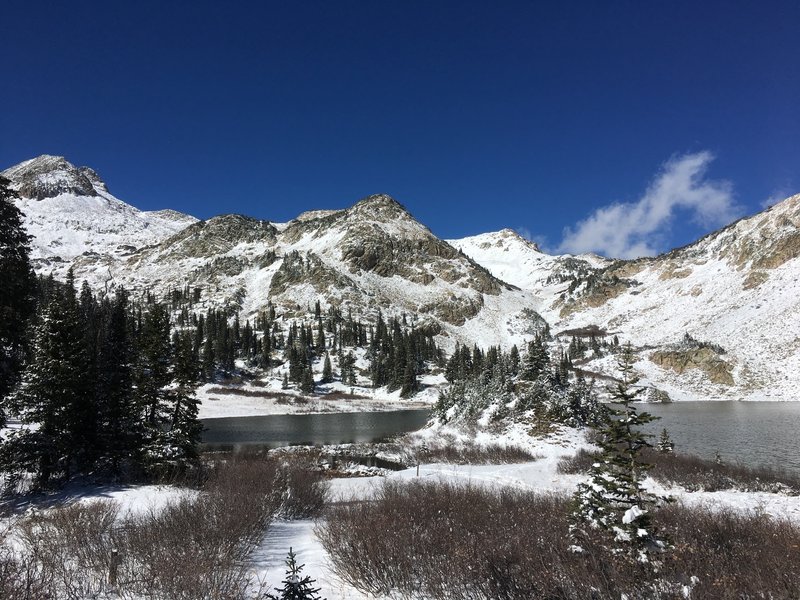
[156,214,278,259]
[1,155,102,199]
[650,347,734,386]
[6,154,800,400]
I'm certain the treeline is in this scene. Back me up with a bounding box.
[1,272,202,489]
[437,333,605,427]
[168,289,443,398]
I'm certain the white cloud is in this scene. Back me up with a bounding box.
[557,152,741,259]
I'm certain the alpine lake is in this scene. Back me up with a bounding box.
[201,402,800,475]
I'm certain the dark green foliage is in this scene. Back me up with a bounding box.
[321,352,333,384]
[0,176,37,411]
[1,277,204,488]
[439,337,605,428]
[521,334,549,381]
[657,428,675,453]
[268,548,325,600]
[3,278,88,487]
[300,367,315,395]
[571,342,665,563]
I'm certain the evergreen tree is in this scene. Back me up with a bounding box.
[300,367,315,395]
[321,352,333,384]
[521,335,549,381]
[166,331,202,465]
[96,288,138,474]
[400,360,418,398]
[4,283,87,487]
[570,343,665,563]
[136,303,172,429]
[0,176,37,412]
[268,547,325,600]
[657,428,674,453]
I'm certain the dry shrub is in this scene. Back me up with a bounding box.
[559,447,800,493]
[277,461,329,519]
[642,448,800,493]
[409,436,538,465]
[318,480,800,599]
[557,447,599,474]
[320,391,369,401]
[12,454,328,599]
[19,500,118,599]
[0,522,49,599]
[658,503,800,598]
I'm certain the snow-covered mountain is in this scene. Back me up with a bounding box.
[451,197,800,402]
[4,156,541,351]
[2,155,197,279]
[5,155,800,401]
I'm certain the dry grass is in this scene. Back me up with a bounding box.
[318,479,800,599]
[9,454,329,599]
[408,441,538,465]
[399,433,538,466]
[559,447,800,494]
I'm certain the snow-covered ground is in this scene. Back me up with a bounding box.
[196,373,441,420]
[29,423,800,600]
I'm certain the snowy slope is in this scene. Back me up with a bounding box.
[450,195,800,401]
[3,155,197,279]
[6,154,800,401]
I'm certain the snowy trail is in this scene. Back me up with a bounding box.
[251,519,372,600]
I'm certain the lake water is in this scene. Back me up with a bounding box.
[638,402,800,475]
[201,402,800,475]
[201,409,431,451]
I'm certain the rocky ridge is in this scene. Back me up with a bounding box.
[5,155,800,401]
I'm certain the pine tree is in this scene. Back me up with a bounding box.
[570,342,665,563]
[400,360,418,398]
[521,335,549,381]
[96,288,138,474]
[4,282,88,487]
[136,303,172,430]
[321,352,333,384]
[300,367,315,395]
[165,331,202,465]
[268,548,325,600]
[656,428,674,453]
[0,176,37,413]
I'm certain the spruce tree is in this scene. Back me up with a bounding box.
[268,548,325,600]
[166,331,202,465]
[521,335,549,381]
[0,176,37,412]
[300,367,315,395]
[95,288,138,474]
[5,282,88,487]
[136,303,172,430]
[570,342,665,563]
[657,428,674,453]
[321,352,333,384]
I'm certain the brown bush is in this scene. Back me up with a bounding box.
[276,458,330,519]
[18,500,118,599]
[317,479,800,599]
[11,454,330,599]
[559,447,800,493]
[408,436,538,465]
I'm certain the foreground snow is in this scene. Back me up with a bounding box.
[12,424,800,599]
[196,377,437,420]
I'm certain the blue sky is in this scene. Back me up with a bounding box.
[2,1,798,258]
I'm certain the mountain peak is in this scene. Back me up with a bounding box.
[349,193,409,217]
[496,228,541,251]
[1,154,108,200]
